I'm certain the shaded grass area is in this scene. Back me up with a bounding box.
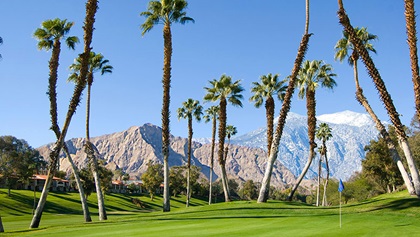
[0,189,419,236]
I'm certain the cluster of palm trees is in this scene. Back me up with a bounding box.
[24,0,420,231]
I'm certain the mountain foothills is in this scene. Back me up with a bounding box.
[38,111,379,186]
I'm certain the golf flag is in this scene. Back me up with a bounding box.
[338,179,345,192]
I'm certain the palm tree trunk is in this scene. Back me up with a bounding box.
[30,0,98,228]
[322,152,329,206]
[338,3,420,196]
[257,33,312,203]
[162,21,172,213]
[288,90,317,201]
[266,97,275,156]
[63,145,91,222]
[316,156,321,206]
[209,118,216,205]
[404,0,420,123]
[186,117,192,207]
[30,147,59,228]
[353,61,415,195]
[218,99,230,202]
[86,83,107,220]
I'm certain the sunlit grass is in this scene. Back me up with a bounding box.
[1,189,419,236]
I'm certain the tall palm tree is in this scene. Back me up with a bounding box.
[288,60,337,201]
[250,73,287,204]
[177,98,203,207]
[315,123,332,206]
[204,75,244,202]
[404,0,420,125]
[250,73,287,156]
[257,0,312,203]
[334,27,415,195]
[203,105,219,205]
[69,52,113,220]
[338,1,420,196]
[140,0,194,212]
[30,0,99,228]
[32,18,92,224]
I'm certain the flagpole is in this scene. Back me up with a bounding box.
[339,192,342,228]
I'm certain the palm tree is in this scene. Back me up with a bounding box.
[315,123,332,206]
[177,98,203,207]
[338,1,420,196]
[224,125,238,163]
[140,0,194,212]
[404,0,420,125]
[30,0,99,228]
[204,75,244,202]
[287,60,337,201]
[250,73,287,203]
[334,27,415,195]
[69,52,113,220]
[31,18,92,224]
[257,0,312,203]
[250,74,287,156]
[203,105,219,205]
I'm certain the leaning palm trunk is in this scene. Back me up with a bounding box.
[162,22,172,213]
[288,90,317,201]
[86,81,107,220]
[208,117,216,205]
[338,1,420,196]
[353,60,415,195]
[257,33,312,203]
[404,0,420,122]
[63,145,91,221]
[258,0,311,203]
[322,153,329,206]
[30,0,98,228]
[85,142,107,220]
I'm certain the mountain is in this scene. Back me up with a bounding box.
[37,123,296,188]
[230,110,380,180]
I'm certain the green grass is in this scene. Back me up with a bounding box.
[1,189,419,236]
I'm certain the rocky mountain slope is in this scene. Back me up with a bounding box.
[230,110,380,180]
[38,123,296,188]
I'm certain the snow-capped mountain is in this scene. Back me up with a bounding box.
[230,110,380,181]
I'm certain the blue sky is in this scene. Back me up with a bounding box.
[0,1,417,148]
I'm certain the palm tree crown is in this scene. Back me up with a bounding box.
[250,73,287,108]
[33,18,79,50]
[334,27,377,65]
[225,125,237,140]
[177,98,203,122]
[203,106,219,123]
[68,52,113,85]
[204,75,244,107]
[296,60,337,98]
[140,0,194,35]
[316,123,332,154]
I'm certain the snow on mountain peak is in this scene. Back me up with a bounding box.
[317,110,374,127]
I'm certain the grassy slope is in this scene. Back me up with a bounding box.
[0,189,419,237]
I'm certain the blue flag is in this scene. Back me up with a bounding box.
[338,179,345,192]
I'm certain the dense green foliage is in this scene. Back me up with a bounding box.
[141,161,164,200]
[0,136,45,195]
